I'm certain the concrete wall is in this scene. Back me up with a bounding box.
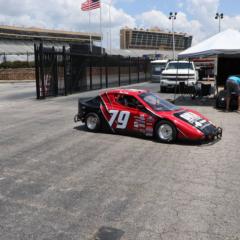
[0,68,35,80]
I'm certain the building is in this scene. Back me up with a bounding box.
[105,48,180,60]
[0,25,101,61]
[120,27,192,51]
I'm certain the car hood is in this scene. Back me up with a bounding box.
[173,109,211,129]
[162,69,195,75]
[152,108,211,130]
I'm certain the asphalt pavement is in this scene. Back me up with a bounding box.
[1,82,240,240]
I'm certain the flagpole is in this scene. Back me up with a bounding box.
[88,1,92,53]
[100,1,103,54]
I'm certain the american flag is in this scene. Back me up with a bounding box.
[81,0,101,11]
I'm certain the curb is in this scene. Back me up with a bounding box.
[0,80,35,84]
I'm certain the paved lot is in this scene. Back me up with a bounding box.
[0,82,240,240]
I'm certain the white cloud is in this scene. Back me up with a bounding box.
[220,15,240,32]
[1,0,240,49]
[0,0,136,49]
[136,0,240,46]
[136,10,204,45]
[186,0,219,17]
[185,0,240,41]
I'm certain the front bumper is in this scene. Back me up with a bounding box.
[160,79,196,87]
[203,126,223,141]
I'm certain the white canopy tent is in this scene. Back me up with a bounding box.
[178,29,240,59]
[178,29,240,89]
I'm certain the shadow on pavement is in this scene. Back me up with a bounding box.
[74,125,220,147]
[91,226,124,240]
[172,96,216,107]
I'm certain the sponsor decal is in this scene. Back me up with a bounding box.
[134,116,146,125]
[147,116,154,122]
[177,111,211,130]
[145,126,153,136]
[134,122,139,128]
[138,123,146,128]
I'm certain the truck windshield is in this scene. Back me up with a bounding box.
[139,92,181,111]
[166,62,193,70]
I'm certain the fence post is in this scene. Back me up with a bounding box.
[118,55,121,86]
[3,52,6,62]
[144,59,147,82]
[137,57,140,83]
[63,46,67,96]
[27,51,29,66]
[39,43,45,99]
[105,55,108,88]
[34,44,40,99]
[89,56,93,90]
[52,47,58,96]
[129,56,131,85]
[100,55,103,89]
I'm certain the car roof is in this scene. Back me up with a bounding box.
[151,60,168,64]
[167,60,193,63]
[101,88,148,96]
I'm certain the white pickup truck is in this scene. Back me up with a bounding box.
[160,61,198,92]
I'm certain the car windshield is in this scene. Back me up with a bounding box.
[152,63,166,74]
[166,62,193,70]
[139,93,181,111]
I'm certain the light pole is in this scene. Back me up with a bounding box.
[109,0,112,55]
[169,12,177,60]
[215,13,224,32]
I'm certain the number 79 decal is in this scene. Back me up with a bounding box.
[108,110,130,129]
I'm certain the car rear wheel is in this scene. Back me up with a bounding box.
[155,120,177,143]
[85,113,101,132]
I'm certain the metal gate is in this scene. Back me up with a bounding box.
[34,43,151,99]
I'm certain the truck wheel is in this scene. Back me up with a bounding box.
[155,120,177,143]
[85,113,101,132]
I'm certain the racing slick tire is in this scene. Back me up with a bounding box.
[155,120,177,143]
[85,113,101,132]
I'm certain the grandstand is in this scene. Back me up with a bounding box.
[0,25,178,62]
[0,25,101,62]
[120,27,192,51]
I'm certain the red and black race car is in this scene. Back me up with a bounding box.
[74,89,222,143]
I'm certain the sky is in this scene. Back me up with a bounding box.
[0,0,240,49]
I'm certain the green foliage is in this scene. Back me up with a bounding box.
[0,61,35,69]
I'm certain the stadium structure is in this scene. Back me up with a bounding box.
[0,25,183,62]
[120,27,192,51]
[0,25,101,62]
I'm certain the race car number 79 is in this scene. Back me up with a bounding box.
[108,110,130,129]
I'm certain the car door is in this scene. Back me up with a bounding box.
[100,92,132,132]
[125,96,154,136]
[112,94,153,136]
[100,92,154,136]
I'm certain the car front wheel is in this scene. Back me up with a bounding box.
[155,120,177,143]
[85,113,101,132]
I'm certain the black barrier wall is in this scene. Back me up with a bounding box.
[34,44,151,99]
